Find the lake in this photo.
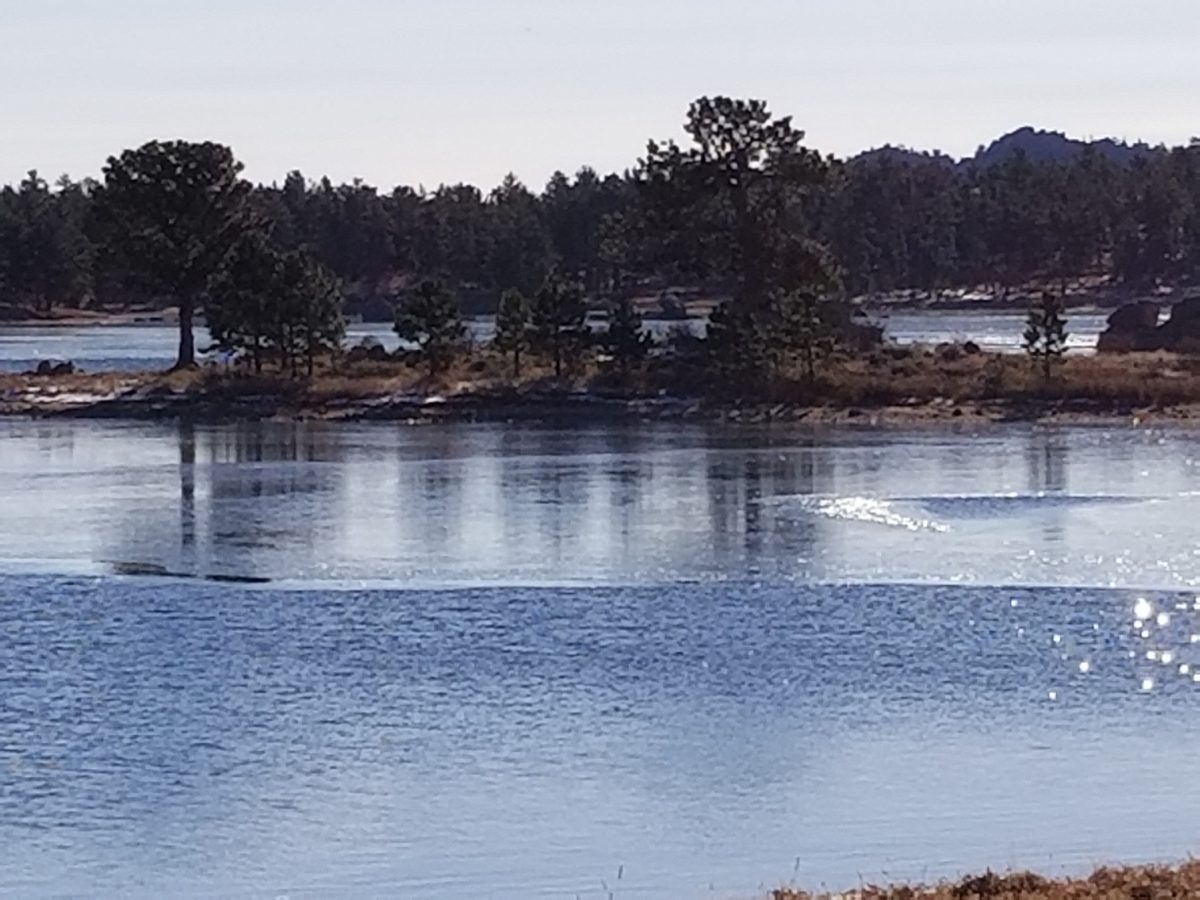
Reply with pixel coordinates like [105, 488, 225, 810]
[0, 310, 1109, 374]
[1, 419, 1198, 897]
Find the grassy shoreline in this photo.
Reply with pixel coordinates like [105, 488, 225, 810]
[3, 348, 1200, 426]
[774, 859, 1200, 898]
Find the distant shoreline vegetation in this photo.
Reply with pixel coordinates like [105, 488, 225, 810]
[2, 97, 1200, 398]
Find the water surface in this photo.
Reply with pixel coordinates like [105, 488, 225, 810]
[0, 310, 1104, 373]
[0, 420, 1198, 897]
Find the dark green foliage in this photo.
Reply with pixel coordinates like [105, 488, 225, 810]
[208, 235, 345, 376]
[488, 175, 553, 296]
[96, 141, 255, 368]
[775, 291, 838, 382]
[207, 232, 279, 372]
[641, 97, 842, 385]
[12, 101, 1200, 394]
[604, 297, 652, 376]
[640, 96, 833, 308]
[0, 172, 93, 312]
[283, 251, 345, 376]
[493, 288, 531, 379]
[706, 292, 840, 391]
[530, 274, 589, 379]
[1024, 291, 1069, 384]
[705, 302, 770, 391]
[394, 278, 465, 374]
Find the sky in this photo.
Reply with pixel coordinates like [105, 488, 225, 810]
[3, 0, 1199, 191]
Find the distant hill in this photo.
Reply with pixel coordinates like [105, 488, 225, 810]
[971, 127, 1158, 167]
[852, 127, 1160, 169]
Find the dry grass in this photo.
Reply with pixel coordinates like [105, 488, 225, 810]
[773, 859, 1200, 899]
[8, 346, 1200, 422]
[783, 349, 1200, 411]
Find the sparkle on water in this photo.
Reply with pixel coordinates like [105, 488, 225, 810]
[0, 420, 1198, 897]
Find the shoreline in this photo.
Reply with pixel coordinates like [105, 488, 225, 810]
[0, 370, 1194, 427]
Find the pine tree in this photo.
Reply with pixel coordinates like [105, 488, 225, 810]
[1024, 290, 1069, 385]
[394, 278, 465, 374]
[208, 238, 344, 376]
[529, 274, 589, 379]
[493, 288, 531, 379]
[284, 251, 345, 376]
[776, 291, 837, 383]
[207, 232, 279, 372]
[605, 296, 652, 377]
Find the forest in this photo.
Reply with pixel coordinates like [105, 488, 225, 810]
[2, 97, 1200, 386]
[5, 105, 1200, 321]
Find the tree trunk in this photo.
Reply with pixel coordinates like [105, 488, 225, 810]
[554, 341, 563, 379]
[513, 347, 521, 380]
[174, 295, 197, 369]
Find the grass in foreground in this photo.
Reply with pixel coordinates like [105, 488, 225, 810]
[773, 860, 1200, 899]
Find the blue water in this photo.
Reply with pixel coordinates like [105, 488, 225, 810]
[0, 311, 1107, 373]
[2, 421, 1200, 897]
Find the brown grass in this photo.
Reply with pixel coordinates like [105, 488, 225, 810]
[773, 859, 1200, 899]
[7, 346, 1200, 422]
[815, 350, 1200, 409]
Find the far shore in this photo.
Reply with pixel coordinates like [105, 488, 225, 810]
[0, 283, 1155, 332]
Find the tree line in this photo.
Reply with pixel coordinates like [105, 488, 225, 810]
[2, 98, 1199, 374]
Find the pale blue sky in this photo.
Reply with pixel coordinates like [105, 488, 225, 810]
[3, 0, 1199, 190]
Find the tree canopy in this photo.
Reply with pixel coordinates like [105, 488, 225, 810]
[7, 101, 1200, 369]
[95, 140, 255, 367]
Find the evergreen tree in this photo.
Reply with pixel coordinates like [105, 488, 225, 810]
[394, 278, 465, 374]
[487, 175, 552, 294]
[1024, 291, 1069, 385]
[209, 237, 344, 376]
[604, 296, 652, 377]
[530, 274, 589, 379]
[284, 251, 345, 376]
[96, 141, 255, 368]
[207, 231, 280, 372]
[493, 288, 531, 379]
[0, 172, 93, 312]
[776, 291, 837, 383]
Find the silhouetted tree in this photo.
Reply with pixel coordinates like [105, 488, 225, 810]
[394, 278, 465, 374]
[208, 237, 344, 376]
[96, 141, 254, 367]
[207, 231, 280, 372]
[1024, 291, 1069, 384]
[604, 296, 652, 377]
[493, 287, 531, 379]
[530, 274, 589, 378]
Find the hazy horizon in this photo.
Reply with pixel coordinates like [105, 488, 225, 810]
[4, 0, 1199, 190]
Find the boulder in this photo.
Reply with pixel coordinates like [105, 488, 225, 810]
[1106, 300, 1160, 332]
[31, 359, 76, 377]
[1167, 296, 1200, 324]
[345, 337, 390, 363]
[1097, 300, 1162, 353]
[1155, 298, 1200, 352]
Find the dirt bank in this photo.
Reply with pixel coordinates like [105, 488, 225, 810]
[774, 858, 1200, 898]
[0, 362, 1196, 427]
